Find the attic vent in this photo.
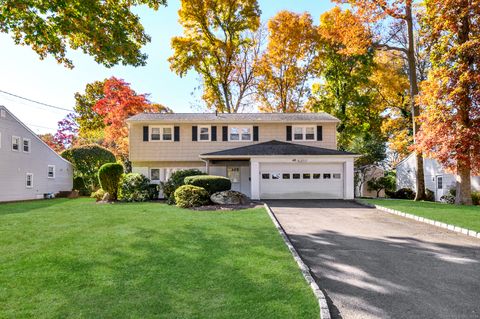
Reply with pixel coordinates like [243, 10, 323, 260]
[0, 109, 5, 118]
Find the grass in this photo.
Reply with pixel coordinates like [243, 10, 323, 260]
[361, 198, 480, 232]
[0, 198, 318, 319]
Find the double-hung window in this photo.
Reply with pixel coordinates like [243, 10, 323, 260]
[26, 173, 33, 188]
[293, 126, 315, 141]
[47, 165, 55, 178]
[229, 126, 252, 142]
[150, 168, 160, 181]
[12, 136, 20, 151]
[150, 126, 173, 141]
[23, 138, 31, 153]
[199, 126, 210, 141]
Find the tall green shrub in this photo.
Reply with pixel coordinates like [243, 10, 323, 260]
[118, 173, 151, 202]
[98, 163, 124, 200]
[61, 144, 116, 191]
[184, 175, 231, 194]
[162, 169, 206, 204]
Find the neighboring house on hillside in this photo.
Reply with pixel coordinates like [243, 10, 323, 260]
[355, 165, 385, 198]
[126, 113, 358, 200]
[396, 152, 480, 201]
[0, 105, 73, 202]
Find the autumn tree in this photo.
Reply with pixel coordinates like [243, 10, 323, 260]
[52, 113, 79, 150]
[74, 80, 107, 144]
[169, 0, 261, 113]
[416, 0, 480, 205]
[255, 11, 318, 113]
[93, 77, 171, 160]
[0, 0, 166, 68]
[335, 0, 427, 200]
[39, 133, 65, 153]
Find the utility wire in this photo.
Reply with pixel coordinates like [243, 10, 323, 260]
[0, 89, 72, 112]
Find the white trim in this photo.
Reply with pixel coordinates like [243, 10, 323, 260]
[0, 109, 5, 118]
[150, 125, 174, 142]
[292, 125, 316, 141]
[47, 165, 56, 179]
[198, 125, 211, 142]
[0, 131, 2, 149]
[26, 173, 33, 188]
[22, 138, 31, 153]
[150, 168, 161, 182]
[228, 125, 253, 142]
[11, 135, 20, 152]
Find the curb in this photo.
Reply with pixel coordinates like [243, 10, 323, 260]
[264, 203, 331, 319]
[355, 200, 480, 240]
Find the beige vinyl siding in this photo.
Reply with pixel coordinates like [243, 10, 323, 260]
[129, 122, 337, 162]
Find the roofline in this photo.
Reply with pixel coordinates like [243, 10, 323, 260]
[394, 152, 415, 168]
[199, 154, 361, 159]
[126, 119, 340, 124]
[0, 105, 72, 165]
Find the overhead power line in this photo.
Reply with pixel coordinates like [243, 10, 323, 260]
[0, 89, 73, 112]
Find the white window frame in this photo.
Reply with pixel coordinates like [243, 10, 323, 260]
[150, 125, 174, 142]
[228, 125, 253, 142]
[0, 131, 2, 149]
[47, 165, 56, 179]
[150, 168, 161, 181]
[198, 125, 211, 142]
[0, 109, 5, 118]
[12, 136, 20, 152]
[292, 125, 316, 141]
[23, 138, 31, 153]
[26, 173, 33, 188]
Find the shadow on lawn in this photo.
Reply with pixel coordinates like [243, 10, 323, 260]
[46, 222, 318, 318]
[288, 230, 480, 319]
[0, 198, 71, 216]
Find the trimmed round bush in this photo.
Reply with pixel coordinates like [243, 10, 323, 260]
[98, 163, 124, 200]
[118, 173, 151, 202]
[184, 175, 231, 195]
[174, 185, 210, 208]
[162, 169, 206, 204]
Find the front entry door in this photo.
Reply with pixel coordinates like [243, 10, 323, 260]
[227, 167, 241, 192]
[435, 175, 444, 201]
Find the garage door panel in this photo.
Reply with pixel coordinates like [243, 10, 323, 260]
[260, 163, 344, 199]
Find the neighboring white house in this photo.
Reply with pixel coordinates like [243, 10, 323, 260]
[0, 105, 73, 202]
[396, 152, 480, 201]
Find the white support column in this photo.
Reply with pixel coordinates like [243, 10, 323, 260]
[250, 160, 260, 200]
[344, 158, 355, 199]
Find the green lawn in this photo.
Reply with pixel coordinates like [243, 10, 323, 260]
[0, 198, 318, 319]
[361, 199, 480, 232]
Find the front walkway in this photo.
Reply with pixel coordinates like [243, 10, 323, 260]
[267, 200, 480, 319]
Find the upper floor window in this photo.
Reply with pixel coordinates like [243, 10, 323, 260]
[0, 109, 5, 118]
[199, 125, 210, 141]
[26, 173, 33, 188]
[23, 138, 31, 153]
[229, 126, 252, 141]
[293, 126, 315, 141]
[12, 136, 20, 151]
[150, 126, 173, 141]
[48, 165, 55, 178]
[0, 132, 2, 149]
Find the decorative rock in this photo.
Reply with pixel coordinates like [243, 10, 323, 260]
[210, 190, 250, 205]
[101, 192, 112, 202]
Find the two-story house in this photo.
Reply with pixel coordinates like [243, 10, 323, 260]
[0, 105, 73, 202]
[126, 113, 358, 200]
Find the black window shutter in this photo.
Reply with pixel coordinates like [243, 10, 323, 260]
[192, 126, 198, 141]
[174, 126, 180, 142]
[211, 126, 217, 141]
[143, 126, 149, 142]
[317, 125, 323, 141]
[253, 126, 259, 141]
[222, 126, 228, 141]
[286, 126, 292, 141]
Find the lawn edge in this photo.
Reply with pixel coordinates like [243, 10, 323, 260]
[355, 200, 480, 240]
[263, 203, 331, 319]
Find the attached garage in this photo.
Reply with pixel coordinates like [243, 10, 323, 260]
[259, 162, 345, 199]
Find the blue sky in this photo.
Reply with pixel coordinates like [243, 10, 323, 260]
[0, 0, 334, 134]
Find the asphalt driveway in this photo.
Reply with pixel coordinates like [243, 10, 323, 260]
[267, 200, 480, 319]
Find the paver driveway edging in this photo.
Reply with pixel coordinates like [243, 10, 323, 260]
[356, 200, 480, 239]
[263, 203, 331, 319]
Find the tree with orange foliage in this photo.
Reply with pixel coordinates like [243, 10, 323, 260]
[93, 77, 171, 160]
[416, 0, 480, 205]
[334, 0, 427, 200]
[255, 11, 318, 113]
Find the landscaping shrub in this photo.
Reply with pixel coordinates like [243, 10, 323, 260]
[73, 176, 90, 196]
[174, 185, 210, 208]
[62, 144, 116, 192]
[472, 191, 480, 205]
[162, 169, 206, 204]
[441, 188, 456, 204]
[118, 173, 151, 202]
[393, 188, 416, 200]
[425, 189, 435, 202]
[98, 163, 124, 200]
[184, 175, 231, 194]
[91, 189, 106, 202]
[148, 184, 160, 200]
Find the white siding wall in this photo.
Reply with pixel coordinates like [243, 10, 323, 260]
[0, 106, 73, 202]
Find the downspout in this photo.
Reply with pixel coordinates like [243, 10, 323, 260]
[201, 159, 209, 174]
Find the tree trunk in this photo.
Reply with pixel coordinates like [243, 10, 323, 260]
[456, 167, 472, 205]
[406, 3, 426, 200]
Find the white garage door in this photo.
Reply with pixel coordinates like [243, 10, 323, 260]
[260, 162, 344, 199]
